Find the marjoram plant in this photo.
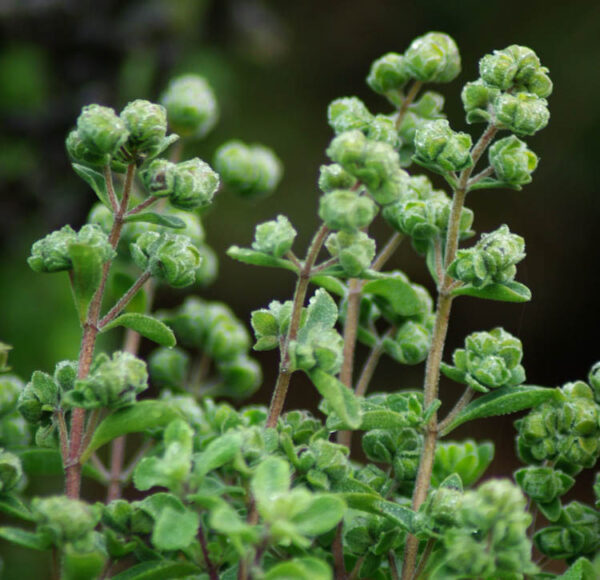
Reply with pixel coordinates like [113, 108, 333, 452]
[0, 32, 598, 580]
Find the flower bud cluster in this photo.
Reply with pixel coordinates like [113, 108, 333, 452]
[435, 480, 536, 579]
[160, 74, 218, 138]
[447, 224, 525, 288]
[325, 230, 376, 277]
[382, 175, 474, 251]
[413, 119, 472, 174]
[214, 140, 282, 199]
[28, 224, 114, 274]
[516, 379, 600, 475]
[63, 351, 148, 410]
[441, 327, 525, 393]
[325, 129, 409, 206]
[462, 45, 550, 135]
[534, 501, 600, 559]
[0, 374, 29, 448]
[488, 135, 538, 187]
[68, 99, 175, 170]
[0, 449, 23, 492]
[252, 215, 297, 258]
[515, 466, 575, 518]
[159, 297, 260, 397]
[432, 439, 494, 488]
[130, 231, 202, 288]
[140, 157, 220, 210]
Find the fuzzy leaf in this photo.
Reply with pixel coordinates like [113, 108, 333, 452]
[362, 278, 423, 317]
[308, 369, 361, 430]
[310, 275, 347, 297]
[0, 494, 35, 522]
[72, 164, 111, 207]
[451, 281, 532, 303]
[537, 498, 562, 523]
[251, 457, 290, 507]
[291, 495, 345, 536]
[112, 561, 201, 580]
[227, 246, 298, 272]
[124, 212, 186, 229]
[264, 558, 331, 580]
[467, 177, 521, 192]
[17, 448, 104, 482]
[152, 507, 199, 551]
[81, 401, 182, 462]
[327, 408, 408, 431]
[556, 558, 596, 580]
[0, 527, 51, 551]
[193, 433, 243, 479]
[69, 242, 104, 325]
[299, 289, 338, 338]
[102, 313, 176, 347]
[340, 493, 414, 531]
[441, 385, 559, 435]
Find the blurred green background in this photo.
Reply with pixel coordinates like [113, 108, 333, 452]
[0, 0, 599, 575]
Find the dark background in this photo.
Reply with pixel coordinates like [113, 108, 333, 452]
[0, 0, 599, 575]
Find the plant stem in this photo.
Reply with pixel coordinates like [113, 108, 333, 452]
[106, 435, 126, 503]
[103, 165, 118, 212]
[389, 550, 400, 580]
[413, 538, 435, 580]
[65, 163, 136, 499]
[467, 165, 495, 188]
[332, 521, 347, 580]
[126, 195, 160, 216]
[395, 81, 423, 130]
[265, 223, 329, 428]
[401, 125, 497, 580]
[354, 338, 385, 398]
[438, 387, 474, 435]
[198, 524, 219, 580]
[372, 232, 404, 272]
[98, 270, 151, 329]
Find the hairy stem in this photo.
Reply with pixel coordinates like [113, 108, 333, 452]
[103, 164, 118, 212]
[66, 163, 136, 499]
[438, 387, 475, 435]
[98, 270, 151, 329]
[332, 521, 347, 580]
[413, 538, 435, 580]
[198, 524, 219, 580]
[126, 194, 160, 216]
[265, 223, 329, 428]
[395, 81, 423, 130]
[106, 436, 126, 503]
[401, 125, 498, 580]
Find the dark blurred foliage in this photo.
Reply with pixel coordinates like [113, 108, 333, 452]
[0, 0, 599, 574]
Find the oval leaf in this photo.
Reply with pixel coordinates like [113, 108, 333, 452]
[291, 495, 345, 535]
[102, 313, 176, 347]
[0, 494, 35, 522]
[0, 527, 52, 551]
[441, 385, 560, 436]
[69, 242, 104, 325]
[363, 277, 423, 317]
[124, 212, 186, 229]
[340, 493, 413, 531]
[112, 561, 201, 580]
[556, 557, 596, 580]
[451, 281, 531, 303]
[227, 246, 298, 272]
[72, 164, 111, 207]
[81, 401, 182, 462]
[308, 369, 361, 430]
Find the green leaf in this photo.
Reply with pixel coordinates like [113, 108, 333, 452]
[227, 246, 298, 272]
[467, 177, 521, 193]
[556, 558, 596, 580]
[291, 495, 345, 536]
[153, 134, 180, 158]
[0, 527, 51, 551]
[340, 493, 414, 532]
[69, 242, 104, 325]
[112, 561, 201, 580]
[81, 400, 182, 462]
[440, 385, 560, 436]
[310, 275, 347, 297]
[363, 278, 423, 317]
[63, 540, 106, 580]
[264, 558, 332, 580]
[193, 433, 243, 479]
[537, 498, 562, 523]
[102, 313, 176, 347]
[451, 281, 532, 303]
[308, 369, 361, 430]
[298, 288, 338, 340]
[0, 494, 35, 522]
[377, 499, 415, 531]
[152, 507, 199, 551]
[327, 408, 408, 431]
[124, 212, 186, 229]
[72, 164, 111, 207]
[251, 457, 290, 507]
[17, 448, 104, 483]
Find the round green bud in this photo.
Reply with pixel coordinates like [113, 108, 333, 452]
[367, 114, 400, 148]
[171, 158, 220, 210]
[217, 355, 261, 398]
[505, 45, 542, 83]
[461, 80, 500, 124]
[327, 97, 372, 134]
[87, 203, 113, 233]
[479, 51, 519, 90]
[214, 140, 282, 198]
[0, 449, 23, 492]
[131, 231, 202, 288]
[252, 215, 297, 258]
[160, 74, 218, 138]
[414, 119, 472, 172]
[33, 496, 100, 544]
[367, 52, 410, 94]
[318, 163, 357, 193]
[65, 351, 148, 410]
[525, 68, 553, 99]
[160, 297, 210, 348]
[326, 129, 368, 167]
[588, 361, 600, 401]
[514, 466, 575, 505]
[325, 230, 376, 276]
[148, 347, 189, 388]
[76, 104, 129, 156]
[385, 320, 432, 365]
[28, 225, 76, 273]
[17, 371, 59, 424]
[120, 99, 167, 154]
[66, 129, 109, 167]
[489, 135, 538, 186]
[140, 158, 177, 197]
[0, 375, 22, 417]
[205, 306, 251, 361]
[195, 244, 218, 287]
[410, 91, 445, 118]
[404, 32, 461, 83]
[0, 412, 30, 448]
[318, 189, 378, 232]
[494, 92, 550, 136]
